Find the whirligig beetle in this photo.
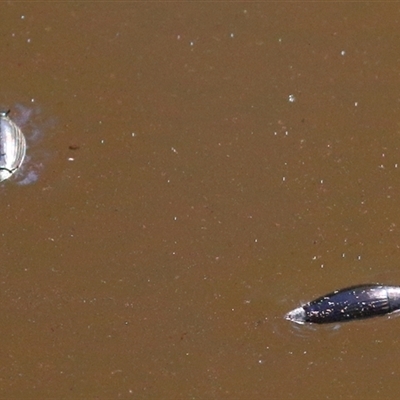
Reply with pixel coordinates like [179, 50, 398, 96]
[0, 110, 26, 182]
[285, 284, 400, 324]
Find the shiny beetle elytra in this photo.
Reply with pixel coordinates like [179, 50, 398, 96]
[285, 284, 400, 324]
[0, 110, 26, 182]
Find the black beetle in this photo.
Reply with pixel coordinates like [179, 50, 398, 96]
[285, 284, 400, 324]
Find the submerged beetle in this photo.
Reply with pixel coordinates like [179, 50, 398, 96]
[0, 110, 26, 182]
[285, 284, 400, 324]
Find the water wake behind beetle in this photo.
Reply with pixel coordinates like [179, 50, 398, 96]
[285, 284, 400, 324]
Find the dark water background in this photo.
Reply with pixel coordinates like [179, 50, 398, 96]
[1, 3, 400, 399]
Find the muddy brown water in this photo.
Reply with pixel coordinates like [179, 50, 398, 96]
[1, 3, 400, 399]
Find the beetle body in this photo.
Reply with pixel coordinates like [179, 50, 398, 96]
[285, 284, 400, 324]
[0, 110, 26, 182]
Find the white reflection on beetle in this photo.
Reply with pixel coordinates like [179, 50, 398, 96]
[0, 103, 53, 185]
